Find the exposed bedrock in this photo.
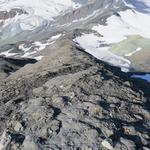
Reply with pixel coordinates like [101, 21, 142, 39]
[0, 56, 37, 79]
[0, 8, 27, 20]
[0, 40, 149, 150]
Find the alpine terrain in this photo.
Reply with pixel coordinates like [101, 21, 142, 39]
[0, 0, 150, 150]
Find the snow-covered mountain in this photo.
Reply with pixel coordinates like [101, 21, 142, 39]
[0, 0, 150, 74]
[0, 0, 82, 43]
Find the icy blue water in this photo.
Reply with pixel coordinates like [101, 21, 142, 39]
[132, 74, 150, 83]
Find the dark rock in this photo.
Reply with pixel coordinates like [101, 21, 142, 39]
[0, 56, 37, 77]
[0, 9, 27, 20]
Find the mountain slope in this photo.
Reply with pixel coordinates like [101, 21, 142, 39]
[0, 1, 150, 150]
[0, 0, 150, 72]
[0, 39, 150, 150]
[0, 0, 125, 44]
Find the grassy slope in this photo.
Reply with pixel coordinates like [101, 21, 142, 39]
[108, 35, 150, 56]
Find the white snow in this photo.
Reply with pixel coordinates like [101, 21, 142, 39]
[0, 33, 59, 60]
[132, 74, 150, 82]
[19, 33, 61, 57]
[0, 0, 81, 39]
[0, 49, 17, 57]
[2, 33, 61, 60]
[33, 41, 50, 51]
[21, 51, 37, 58]
[34, 56, 44, 60]
[19, 15, 47, 31]
[20, 41, 52, 59]
[92, 0, 150, 45]
[93, 9, 150, 44]
[74, 33, 131, 72]
[19, 44, 32, 52]
[50, 34, 62, 40]
[19, 41, 49, 53]
[0, 0, 81, 21]
[86, 0, 150, 71]
[125, 47, 142, 57]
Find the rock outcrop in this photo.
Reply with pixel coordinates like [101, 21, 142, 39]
[0, 38, 149, 150]
[0, 56, 37, 79]
[0, 9, 27, 20]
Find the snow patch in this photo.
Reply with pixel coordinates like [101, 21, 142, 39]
[0, 33, 60, 60]
[74, 33, 131, 72]
[0, 49, 17, 57]
[90, 3, 150, 71]
[125, 47, 142, 57]
[20, 41, 52, 59]
[33, 56, 44, 61]
[50, 34, 62, 40]
[93, 9, 150, 44]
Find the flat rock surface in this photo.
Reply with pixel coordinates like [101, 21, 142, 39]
[0, 39, 149, 150]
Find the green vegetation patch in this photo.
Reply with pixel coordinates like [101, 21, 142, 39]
[108, 35, 150, 56]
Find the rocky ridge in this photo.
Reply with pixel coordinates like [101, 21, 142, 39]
[0, 37, 149, 150]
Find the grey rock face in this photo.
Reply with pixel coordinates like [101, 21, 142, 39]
[0, 131, 11, 150]
[0, 8, 27, 20]
[0, 41, 149, 149]
[56, 0, 126, 25]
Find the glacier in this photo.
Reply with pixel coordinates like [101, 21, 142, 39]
[0, 0, 82, 43]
